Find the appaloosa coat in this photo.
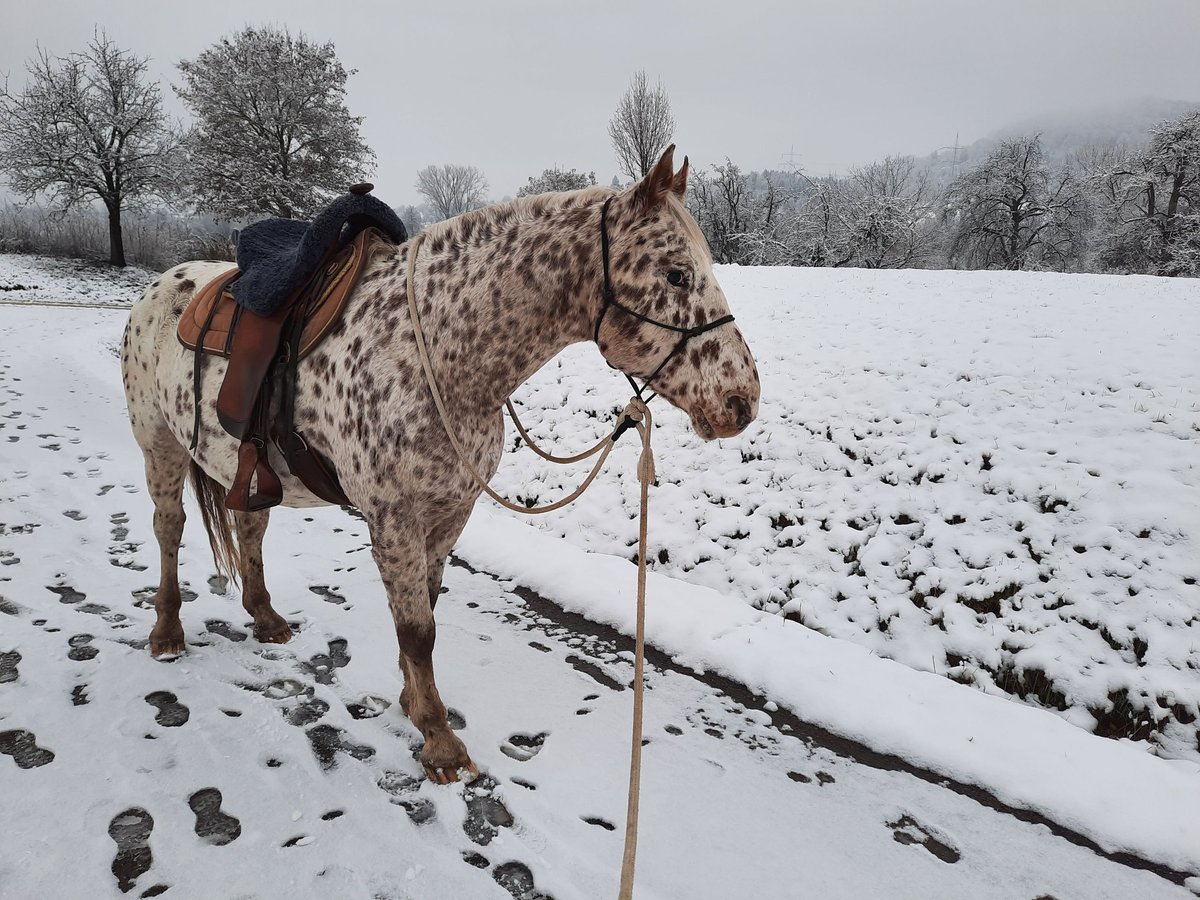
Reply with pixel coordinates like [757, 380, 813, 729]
[120, 147, 760, 782]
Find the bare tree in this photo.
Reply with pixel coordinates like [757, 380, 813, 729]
[176, 26, 375, 220]
[0, 32, 184, 266]
[1087, 111, 1200, 275]
[393, 204, 426, 237]
[838, 156, 938, 269]
[945, 136, 1088, 271]
[608, 71, 675, 181]
[516, 167, 596, 197]
[688, 159, 754, 263]
[415, 164, 488, 220]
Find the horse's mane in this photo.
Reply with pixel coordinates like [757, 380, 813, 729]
[417, 184, 712, 262]
[418, 186, 614, 246]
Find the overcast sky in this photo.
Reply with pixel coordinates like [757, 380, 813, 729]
[3, 0, 1199, 206]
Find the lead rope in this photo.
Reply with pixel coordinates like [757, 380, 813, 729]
[405, 233, 651, 898]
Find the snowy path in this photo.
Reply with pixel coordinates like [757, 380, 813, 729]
[0, 303, 1195, 899]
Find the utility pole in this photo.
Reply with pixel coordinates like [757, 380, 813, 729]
[938, 133, 965, 177]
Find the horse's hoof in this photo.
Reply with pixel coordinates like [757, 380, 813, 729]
[421, 732, 477, 784]
[149, 639, 185, 659]
[423, 761, 480, 785]
[253, 624, 293, 645]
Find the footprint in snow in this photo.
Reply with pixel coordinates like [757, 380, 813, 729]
[48, 584, 86, 605]
[108, 807, 154, 893]
[68, 634, 99, 661]
[308, 584, 346, 605]
[462, 774, 514, 847]
[0, 649, 20, 683]
[306, 724, 374, 770]
[493, 861, 552, 900]
[886, 814, 961, 864]
[188, 788, 242, 846]
[0, 729, 55, 768]
[300, 638, 350, 685]
[500, 731, 547, 762]
[565, 654, 625, 692]
[204, 619, 247, 643]
[378, 771, 437, 825]
[144, 691, 190, 727]
[284, 696, 330, 728]
[345, 695, 391, 720]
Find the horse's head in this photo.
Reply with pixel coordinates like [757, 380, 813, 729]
[595, 146, 760, 440]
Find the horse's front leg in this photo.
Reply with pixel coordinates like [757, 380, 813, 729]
[372, 531, 476, 784]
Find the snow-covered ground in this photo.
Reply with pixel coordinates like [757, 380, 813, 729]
[1, 254, 1198, 898]
[498, 265, 1200, 762]
[0, 253, 153, 307]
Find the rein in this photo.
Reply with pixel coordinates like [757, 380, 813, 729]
[404, 199, 683, 897]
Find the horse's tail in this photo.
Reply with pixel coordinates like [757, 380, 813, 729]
[188, 461, 241, 583]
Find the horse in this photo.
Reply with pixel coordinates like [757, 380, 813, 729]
[120, 146, 761, 783]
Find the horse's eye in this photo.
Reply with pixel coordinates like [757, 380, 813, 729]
[666, 270, 686, 287]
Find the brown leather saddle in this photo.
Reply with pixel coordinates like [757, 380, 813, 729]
[177, 226, 389, 511]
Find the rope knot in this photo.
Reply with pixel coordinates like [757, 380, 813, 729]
[627, 398, 656, 486]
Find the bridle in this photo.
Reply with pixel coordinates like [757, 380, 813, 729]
[593, 196, 736, 403]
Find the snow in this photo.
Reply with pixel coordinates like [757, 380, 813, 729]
[457, 506, 1200, 875]
[1, 254, 1198, 898]
[0, 253, 153, 306]
[492, 265, 1200, 762]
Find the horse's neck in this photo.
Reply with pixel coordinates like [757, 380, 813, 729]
[414, 195, 604, 416]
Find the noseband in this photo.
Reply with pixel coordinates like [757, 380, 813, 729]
[594, 196, 735, 402]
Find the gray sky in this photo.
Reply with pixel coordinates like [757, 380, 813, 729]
[3, 0, 1199, 206]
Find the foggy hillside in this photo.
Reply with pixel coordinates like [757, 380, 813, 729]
[920, 96, 1198, 183]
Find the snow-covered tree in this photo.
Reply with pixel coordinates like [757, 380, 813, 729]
[836, 156, 939, 269]
[945, 136, 1089, 271]
[176, 26, 374, 220]
[0, 32, 184, 266]
[516, 167, 597, 197]
[608, 71, 675, 181]
[393, 204, 426, 237]
[414, 165, 488, 220]
[1088, 110, 1200, 276]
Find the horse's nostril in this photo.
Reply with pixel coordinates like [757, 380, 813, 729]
[728, 394, 753, 430]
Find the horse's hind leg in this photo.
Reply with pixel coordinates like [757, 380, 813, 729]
[139, 431, 190, 658]
[232, 510, 293, 644]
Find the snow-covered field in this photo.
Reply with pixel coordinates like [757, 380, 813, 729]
[0, 253, 153, 307]
[1, 253, 1198, 898]
[500, 265, 1200, 762]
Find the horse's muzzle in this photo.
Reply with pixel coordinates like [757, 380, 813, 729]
[692, 391, 757, 441]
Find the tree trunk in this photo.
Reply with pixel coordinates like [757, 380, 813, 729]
[107, 203, 127, 268]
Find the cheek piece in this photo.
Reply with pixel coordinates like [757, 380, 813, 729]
[594, 197, 736, 413]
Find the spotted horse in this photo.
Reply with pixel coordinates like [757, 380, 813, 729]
[120, 146, 761, 783]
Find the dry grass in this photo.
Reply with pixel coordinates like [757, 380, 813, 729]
[0, 205, 234, 270]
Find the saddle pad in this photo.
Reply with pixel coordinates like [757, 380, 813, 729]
[177, 227, 387, 360]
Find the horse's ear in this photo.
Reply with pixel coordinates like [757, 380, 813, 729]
[671, 156, 689, 197]
[632, 144, 678, 211]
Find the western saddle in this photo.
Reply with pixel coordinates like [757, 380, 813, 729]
[177, 224, 391, 512]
